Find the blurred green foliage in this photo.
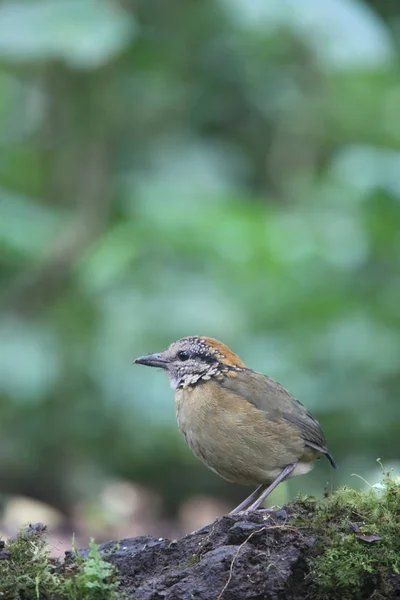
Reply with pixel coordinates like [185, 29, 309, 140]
[0, 0, 400, 517]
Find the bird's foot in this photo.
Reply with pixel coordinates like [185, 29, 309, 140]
[231, 505, 277, 516]
[232, 506, 286, 521]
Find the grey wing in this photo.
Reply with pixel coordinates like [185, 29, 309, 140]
[282, 406, 337, 467]
[222, 370, 337, 468]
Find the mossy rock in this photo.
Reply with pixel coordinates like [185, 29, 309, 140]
[295, 470, 400, 599]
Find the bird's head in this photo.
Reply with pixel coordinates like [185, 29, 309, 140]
[134, 336, 246, 389]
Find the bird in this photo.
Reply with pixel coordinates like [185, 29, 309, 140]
[134, 336, 336, 514]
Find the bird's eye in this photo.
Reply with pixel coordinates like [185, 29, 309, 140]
[177, 350, 190, 361]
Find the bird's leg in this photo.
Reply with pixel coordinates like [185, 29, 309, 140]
[229, 484, 266, 515]
[244, 462, 297, 512]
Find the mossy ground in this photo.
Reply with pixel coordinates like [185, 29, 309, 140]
[0, 524, 120, 599]
[294, 467, 400, 600]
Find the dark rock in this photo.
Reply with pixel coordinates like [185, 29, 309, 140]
[270, 508, 288, 521]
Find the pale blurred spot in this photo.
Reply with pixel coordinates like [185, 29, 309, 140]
[46, 533, 75, 558]
[73, 480, 162, 542]
[179, 496, 232, 532]
[2, 496, 64, 533]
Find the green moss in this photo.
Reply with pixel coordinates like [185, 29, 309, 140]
[0, 525, 120, 599]
[179, 553, 200, 570]
[294, 468, 400, 600]
[64, 538, 120, 599]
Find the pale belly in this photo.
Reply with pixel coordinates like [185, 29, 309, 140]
[175, 391, 314, 486]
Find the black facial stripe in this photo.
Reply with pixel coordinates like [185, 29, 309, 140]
[191, 352, 218, 364]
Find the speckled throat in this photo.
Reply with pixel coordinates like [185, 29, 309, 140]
[176, 363, 232, 389]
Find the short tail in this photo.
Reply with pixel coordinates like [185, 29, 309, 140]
[305, 441, 337, 469]
[325, 450, 337, 469]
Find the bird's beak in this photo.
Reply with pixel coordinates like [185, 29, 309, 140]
[133, 353, 168, 369]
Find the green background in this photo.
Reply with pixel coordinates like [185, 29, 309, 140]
[0, 0, 399, 539]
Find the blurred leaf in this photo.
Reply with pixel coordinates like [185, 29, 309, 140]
[0, 317, 60, 402]
[0, 189, 64, 258]
[331, 145, 400, 198]
[223, 0, 394, 68]
[0, 0, 136, 68]
[75, 224, 138, 293]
